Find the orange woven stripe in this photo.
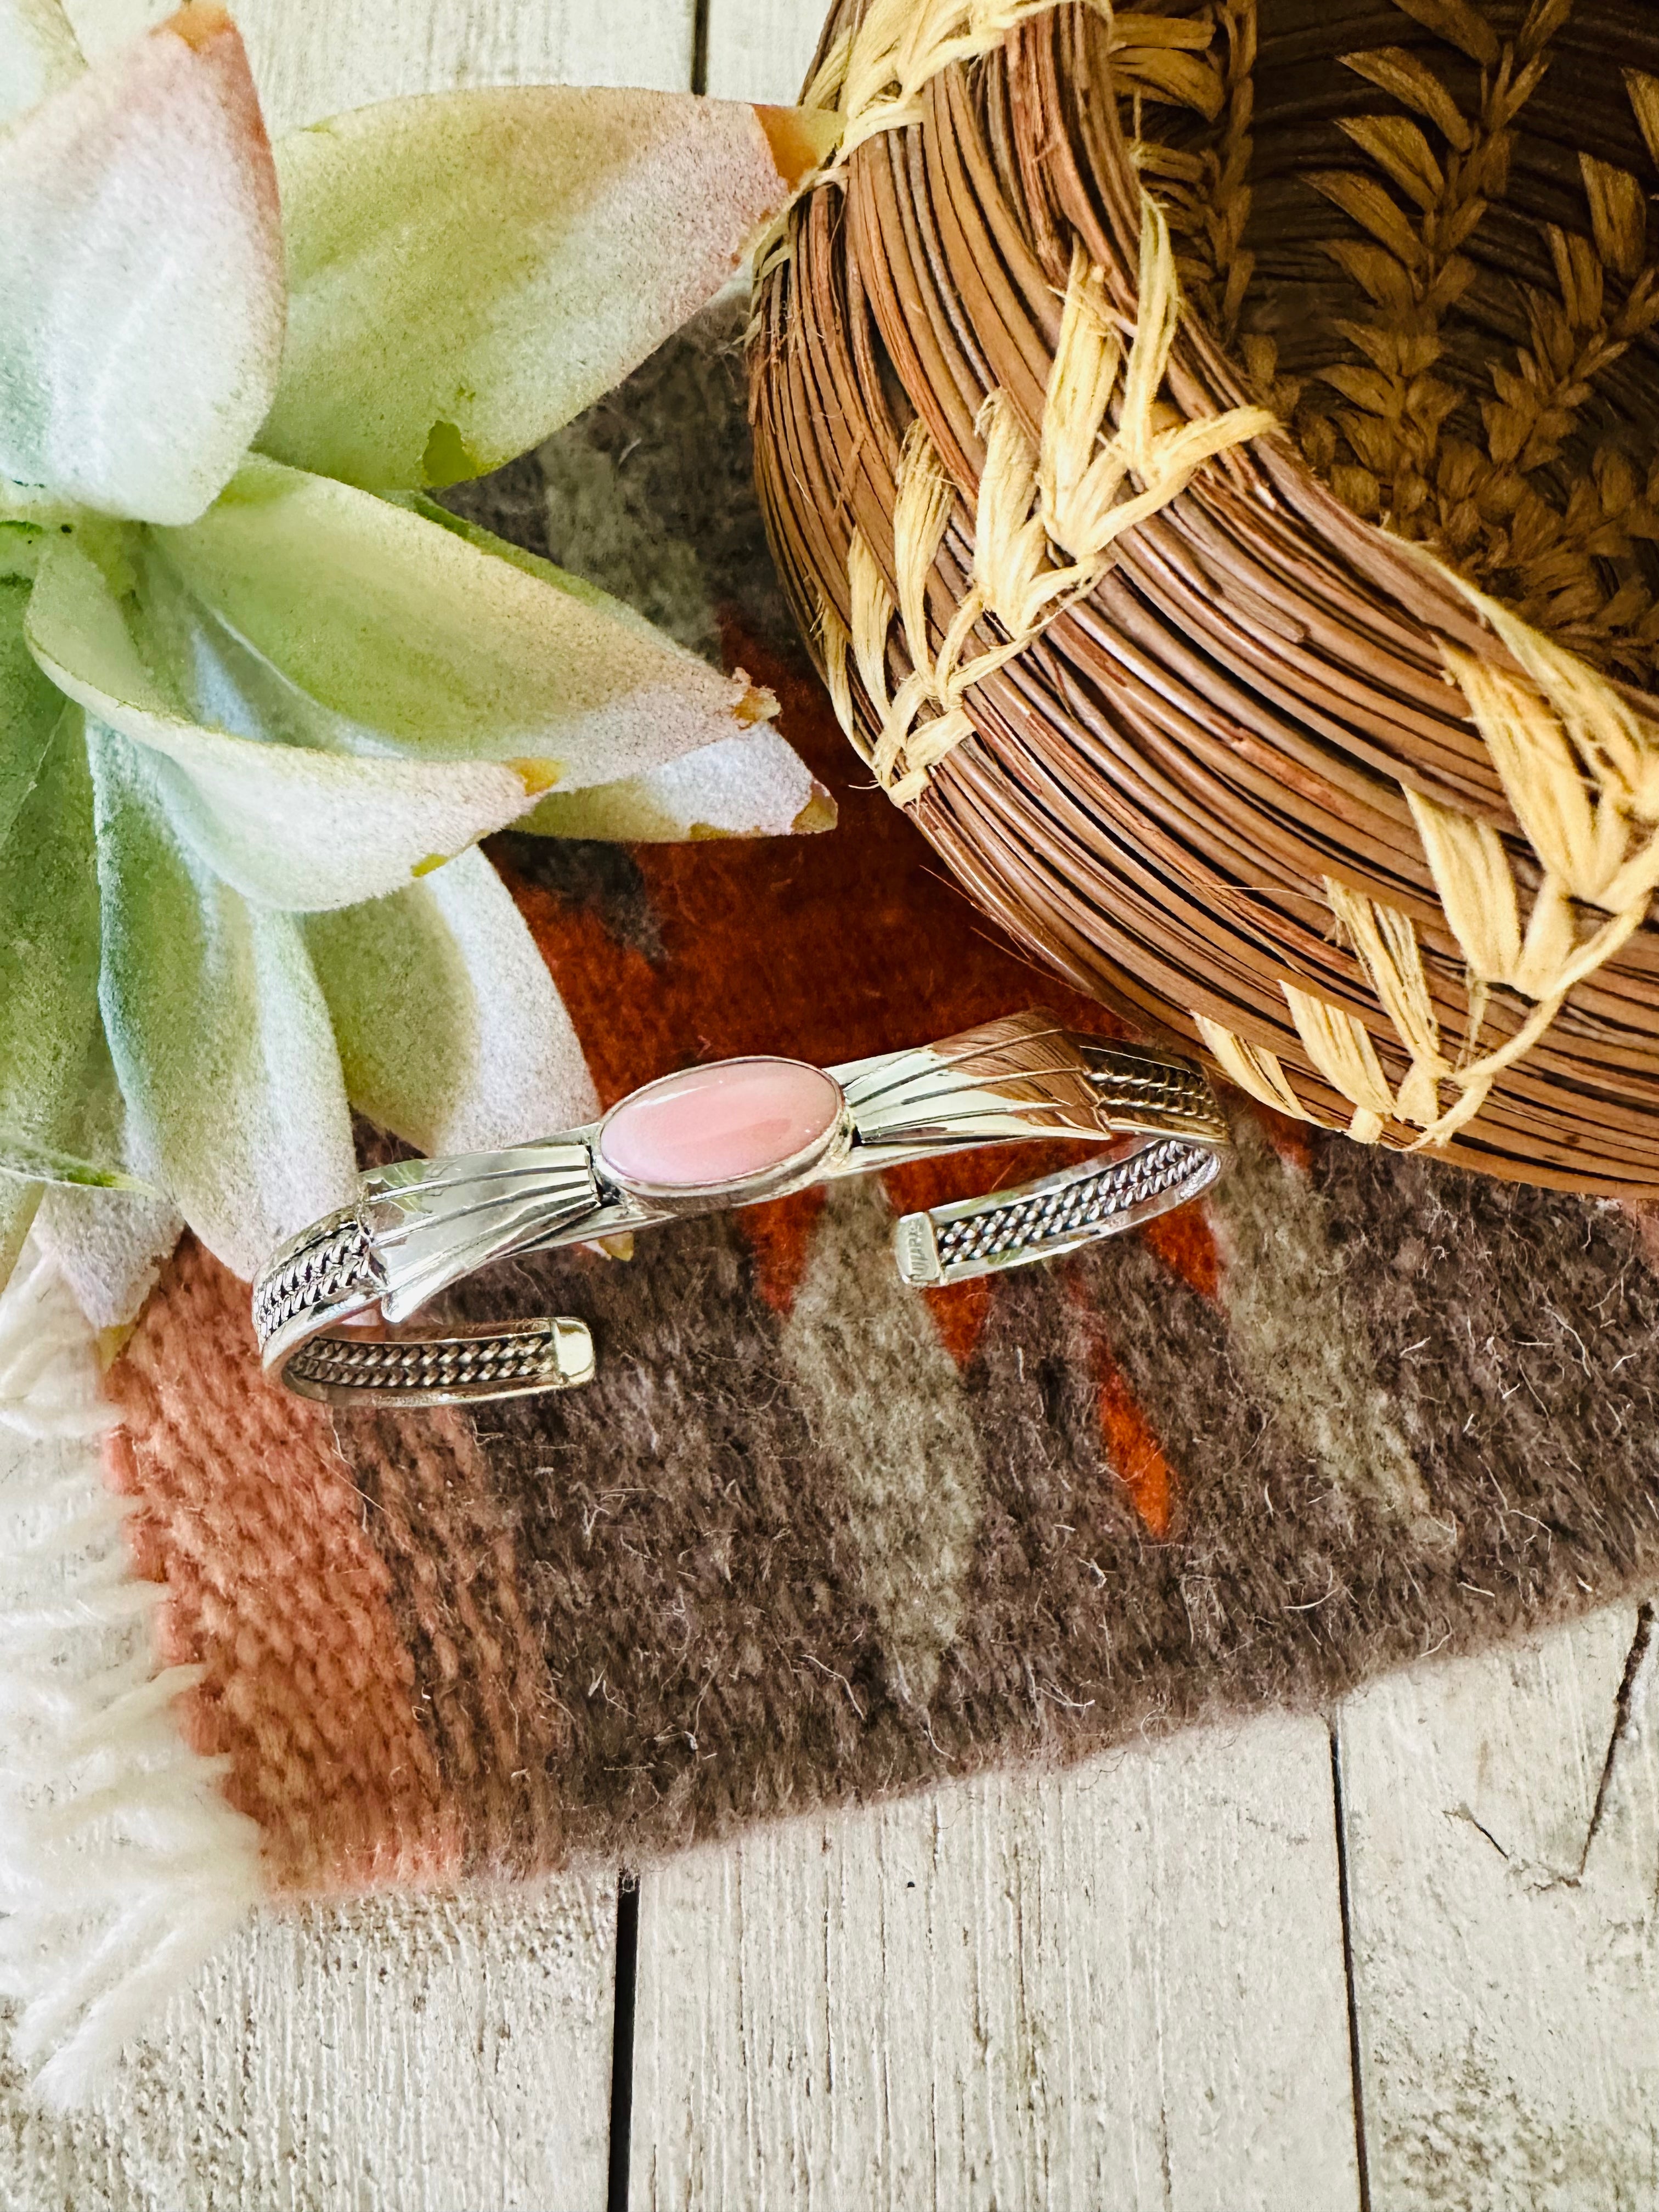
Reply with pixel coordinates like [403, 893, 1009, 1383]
[1090, 1342, 1177, 1542]
[741, 1185, 829, 1318]
[1064, 1265, 1178, 1540]
[1137, 1206, 1222, 1302]
[106, 1239, 462, 1892]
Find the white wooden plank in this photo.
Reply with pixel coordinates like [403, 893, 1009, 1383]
[1338, 1599, 1659, 2211]
[704, 0, 825, 103]
[56, 0, 167, 54]
[1, 1877, 619, 2211]
[65, 0, 696, 128]
[9, 7, 665, 2202]
[631, 1712, 1362, 2211]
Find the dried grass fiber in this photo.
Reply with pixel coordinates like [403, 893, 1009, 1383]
[750, 0, 1659, 1194]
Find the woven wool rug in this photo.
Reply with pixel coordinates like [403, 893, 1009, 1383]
[99, 302, 1659, 1897]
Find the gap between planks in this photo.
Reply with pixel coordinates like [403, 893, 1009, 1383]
[629, 1709, 1363, 2211]
[32, 12, 1659, 2209]
[628, 1598, 1659, 2211]
[1339, 1597, 1659, 2212]
[65, 0, 700, 124]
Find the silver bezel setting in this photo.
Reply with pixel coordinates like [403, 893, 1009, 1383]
[592, 1057, 852, 1209]
[250, 1012, 1232, 1407]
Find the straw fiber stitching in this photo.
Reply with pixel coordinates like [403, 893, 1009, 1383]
[751, 0, 1659, 1193]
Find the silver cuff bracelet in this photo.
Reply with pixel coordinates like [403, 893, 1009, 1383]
[251, 1009, 1231, 1407]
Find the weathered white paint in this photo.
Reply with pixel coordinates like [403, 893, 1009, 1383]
[1338, 1601, 1659, 2211]
[1, 1879, 618, 2212]
[3, 9, 648, 2202]
[57, 0, 169, 55]
[630, 1712, 1362, 2211]
[65, 0, 696, 127]
[18, 9, 1659, 2210]
[704, 0, 825, 103]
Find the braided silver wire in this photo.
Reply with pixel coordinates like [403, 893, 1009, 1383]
[255, 1013, 1231, 1403]
[252, 1208, 379, 1351]
[933, 1139, 1210, 1270]
[1076, 1046, 1232, 1147]
[282, 1320, 591, 1406]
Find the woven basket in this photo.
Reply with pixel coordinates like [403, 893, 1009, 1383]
[749, 0, 1659, 1196]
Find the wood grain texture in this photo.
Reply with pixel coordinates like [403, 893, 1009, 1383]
[703, 0, 823, 102]
[630, 1713, 1362, 2211]
[1, 1879, 618, 2211]
[22, 10, 1659, 2210]
[1338, 1601, 1659, 2210]
[65, 0, 696, 127]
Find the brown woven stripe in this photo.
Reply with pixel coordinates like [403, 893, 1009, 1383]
[101, 297, 1659, 1897]
[335, 1406, 569, 1875]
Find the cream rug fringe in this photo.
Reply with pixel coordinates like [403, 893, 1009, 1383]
[0, 1235, 263, 2108]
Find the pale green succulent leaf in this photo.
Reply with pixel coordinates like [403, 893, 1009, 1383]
[392, 493, 681, 647]
[26, 537, 540, 910]
[88, 721, 357, 1282]
[0, 1134, 155, 1190]
[0, 0, 82, 127]
[0, 521, 43, 580]
[155, 455, 771, 788]
[31, 1023, 183, 1330]
[261, 86, 833, 491]
[0, 567, 66, 850]
[0, 9, 284, 523]
[127, 529, 375, 759]
[0, 706, 101, 1288]
[305, 847, 597, 1159]
[0, 1177, 37, 1286]
[515, 725, 836, 842]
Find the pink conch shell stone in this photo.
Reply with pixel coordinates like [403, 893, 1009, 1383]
[598, 1058, 843, 1190]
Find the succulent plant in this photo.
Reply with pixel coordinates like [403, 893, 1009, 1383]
[0, 0, 835, 1323]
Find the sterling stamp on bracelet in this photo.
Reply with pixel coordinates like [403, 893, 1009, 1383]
[252, 1011, 1231, 1406]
